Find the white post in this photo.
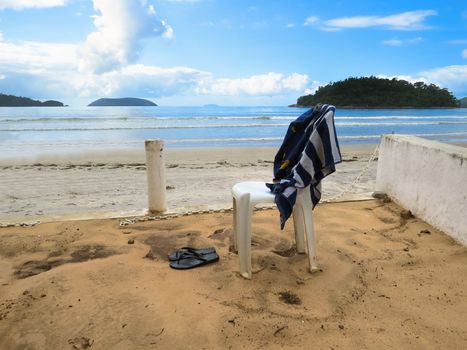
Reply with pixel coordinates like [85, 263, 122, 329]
[145, 139, 167, 213]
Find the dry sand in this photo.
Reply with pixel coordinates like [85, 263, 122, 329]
[0, 199, 466, 349]
[0, 144, 378, 224]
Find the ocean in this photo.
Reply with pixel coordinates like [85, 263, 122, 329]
[1, 106, 466, 160]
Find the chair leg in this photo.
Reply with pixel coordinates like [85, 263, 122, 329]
[296, 187, 318, 272]
[234, 194, 253, 279]
[292, 205, 306, 253]
[303, 210, 318, 272]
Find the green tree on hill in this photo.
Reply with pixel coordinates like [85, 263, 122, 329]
[0, 93, 64, 107]
[296, 77, 459, 108]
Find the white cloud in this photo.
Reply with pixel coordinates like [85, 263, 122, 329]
[379, 65, 467, 96]
[0, 40, 78, 74]
[382, 37, 422, 46]
[462, 49, 467, 59]
[0, 74, 5, 80]
[200, 20, 215, 27]
[163, 25, 174, 39]
[304, 16, 319, 26]
[0, 0, 65, 10]
[286, 23, 295, 28]
[418, 65, 467, 95]
[382, 39, 403, 46]
[76, 64, 209, 98]
[446, 39, 467, 45]
[324, 10, 436, 31]
[376, 74, 420, 85]
[0, 38, 83, 98]
[72, 66, 314, 100]
[303, 81, 322, 95]
[79, 0, 173, 74]
[0, 32, 315, 101]
[407, 37, 423, 44]
[196, 72, 309, 96]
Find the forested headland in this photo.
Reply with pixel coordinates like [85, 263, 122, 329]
[294, 77, 460, 108]
[0, 93, 65, 107]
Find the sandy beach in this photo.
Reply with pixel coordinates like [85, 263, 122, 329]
[0, 144, 379, 224]
[0, 198, 466, 349]
[1, 143, 467, 349]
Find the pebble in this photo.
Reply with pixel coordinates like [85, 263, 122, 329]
[400, 209, 413, 219]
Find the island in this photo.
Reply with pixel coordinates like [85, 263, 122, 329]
[293, 77, 459, 108]
[88, 97, 157, 107]
[0, 93, 65, 107]
[460, 97, 467, 108]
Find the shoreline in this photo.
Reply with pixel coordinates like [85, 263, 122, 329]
[0, 143, 379, 166]
[2, 141, 466, 167]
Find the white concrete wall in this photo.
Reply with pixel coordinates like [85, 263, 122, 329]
[376, 135, 467, 245]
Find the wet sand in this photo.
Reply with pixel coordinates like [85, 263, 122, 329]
[0, 144, 379, 224]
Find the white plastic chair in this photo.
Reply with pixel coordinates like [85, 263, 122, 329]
[232, 181, 318, 279]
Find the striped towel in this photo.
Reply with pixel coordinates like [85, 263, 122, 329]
[266, 104, 342, 228]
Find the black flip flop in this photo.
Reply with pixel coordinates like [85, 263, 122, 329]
[168, 247, 216, 261]
[169, 252, 219, 270]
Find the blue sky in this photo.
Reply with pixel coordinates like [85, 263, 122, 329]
[0, 0, 466, 106]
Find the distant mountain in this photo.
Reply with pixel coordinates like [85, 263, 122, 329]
[0, 93, 65, 107]
[294, 76, 460, 108]
[460, 97, 467, 108]
[88, 97, 157, 107]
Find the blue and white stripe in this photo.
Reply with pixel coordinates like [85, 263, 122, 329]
[267, 104, 342, 228]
